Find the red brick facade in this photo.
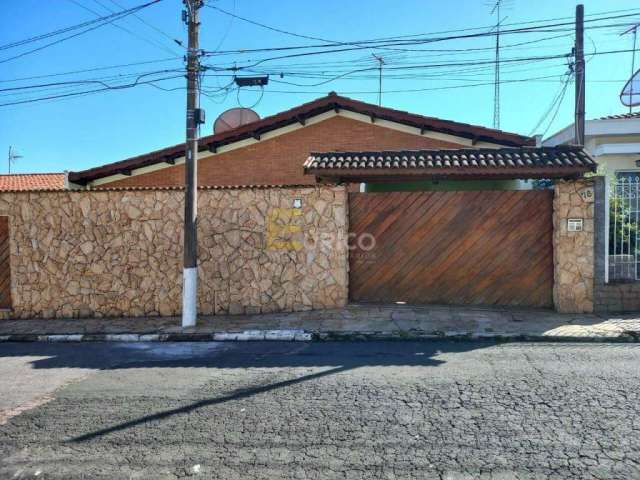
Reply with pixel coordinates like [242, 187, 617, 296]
[106, 116, 465, 188]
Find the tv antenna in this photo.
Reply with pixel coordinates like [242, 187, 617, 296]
[621, 23, 639, 113]
[7, 146, 22, 174]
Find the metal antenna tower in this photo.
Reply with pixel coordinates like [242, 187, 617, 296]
[491, 0, 501, 129]
[487, 0, 512, 129]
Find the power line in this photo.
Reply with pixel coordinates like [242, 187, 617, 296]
[0, 50, 628, 106]
[200, 22, 639, 73]
[201, 11, 640, 58]
[528, 72, 573, 135]
[102, 0, 185, 47]
[0, 68, 184, 93]
[3, 46, 561, 87]
[0, 0, 164, 51]
[207, 0, 236, 56]
[0, 0, 164, 64]
[3, 7, 638, 110]
[204, 2, 432, 57]
[252, 74, 571, 95]
[66, 0, 180, 56]
[0, 0, 154, 51]
[204, 3, 334, 43]
[259, 77, 628, 95]
[0, 72, 183, 107]
[0, 57, 182, 83]
[207, 48, 634, 82]
[541, 75, 572, 137]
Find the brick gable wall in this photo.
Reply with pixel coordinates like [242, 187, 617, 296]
[105, 115, 465, 188]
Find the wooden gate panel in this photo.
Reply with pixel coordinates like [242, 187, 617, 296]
[349, 190, 554, 308]
[0, 217, 11, 309]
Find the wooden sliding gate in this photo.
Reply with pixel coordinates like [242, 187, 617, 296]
[348, 190, 553, 308]
[0, 217, 11, 309]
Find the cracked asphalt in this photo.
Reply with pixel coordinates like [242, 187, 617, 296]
[0, 341, 639, 479]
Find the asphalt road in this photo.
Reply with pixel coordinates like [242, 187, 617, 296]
[0, 341, 639, 480]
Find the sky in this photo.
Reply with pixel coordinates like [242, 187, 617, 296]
[0, 0, 638, 174]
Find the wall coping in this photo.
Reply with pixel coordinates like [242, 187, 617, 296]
[0, 184, 341, 195]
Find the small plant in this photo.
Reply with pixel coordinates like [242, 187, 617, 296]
[609, 182, 640, 256]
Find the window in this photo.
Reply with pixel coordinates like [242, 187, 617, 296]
[616, 170, 640, 183]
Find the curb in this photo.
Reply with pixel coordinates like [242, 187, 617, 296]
[0, 329, 314, 343]
[0, 329, 638, 343]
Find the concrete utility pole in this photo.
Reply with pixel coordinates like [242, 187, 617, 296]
[574, 4, 585, 146]
[621, 24, 639, 114]
[182, 0, 202, 328]
[372, 53, 384, 106]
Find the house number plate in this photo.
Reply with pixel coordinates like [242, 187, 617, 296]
[579, 187, 594, 203]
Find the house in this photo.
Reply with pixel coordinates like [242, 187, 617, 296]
[0, 93, 610, 319]
[66, 92, 534, 190]
[543, 112, 640, 183]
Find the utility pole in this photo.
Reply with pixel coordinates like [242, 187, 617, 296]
[182, 0, 203, 328]
[621, 23, 638, 114]
[372, 53, 384, 106]
[574, 4, 585, 146]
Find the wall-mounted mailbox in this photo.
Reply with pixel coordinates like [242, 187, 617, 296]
[568, 218, 583, 232]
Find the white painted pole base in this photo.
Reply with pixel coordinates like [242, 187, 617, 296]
[182, 267, 197, 328]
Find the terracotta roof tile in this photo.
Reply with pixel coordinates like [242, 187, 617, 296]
[596, 112, 640, 120]
[304, 146, 596, 179]
[0, 173, 65, 192]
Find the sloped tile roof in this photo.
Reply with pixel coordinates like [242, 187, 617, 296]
[0, 173, 65, 191]
[68, 92, 534, 185]
[304, 146, 596, 179]
[596, 112, 640, 120]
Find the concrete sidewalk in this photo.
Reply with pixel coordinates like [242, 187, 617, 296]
[1, 304, 640, 342]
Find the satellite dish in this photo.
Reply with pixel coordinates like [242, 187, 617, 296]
[213, 107, 260, 134]
[620, 68, 640, 107]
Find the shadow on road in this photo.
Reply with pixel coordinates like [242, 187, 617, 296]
[0, 340, 492, 443]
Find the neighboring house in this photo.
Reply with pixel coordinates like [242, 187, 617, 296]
[0, 173, 65, 192]
[67, 92, 533, 189]
[543, 112, 640, 183]
[545, 112, 640, 308]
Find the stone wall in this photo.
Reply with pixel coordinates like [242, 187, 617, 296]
[595, 282, 640, 313]
[0, 186, 348, 319]
[553, 178, 595, 313]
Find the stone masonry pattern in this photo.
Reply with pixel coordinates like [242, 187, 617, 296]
[0, 187, 348, 319]
[553, 179, 595, 313]
[595, 282, 640, 313]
